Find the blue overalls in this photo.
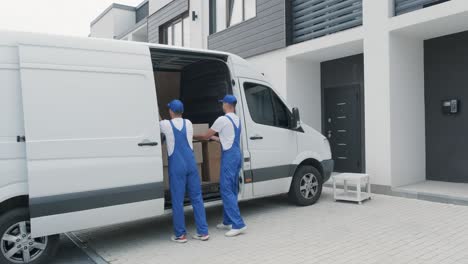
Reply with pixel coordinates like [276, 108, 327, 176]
[220, 115, 246, 229]
[168, 119, 208, 237]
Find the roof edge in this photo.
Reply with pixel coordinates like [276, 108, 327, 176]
[136, 0, 149, 10]
[90, 3, 137, 27]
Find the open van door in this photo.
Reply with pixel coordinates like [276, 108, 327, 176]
[18, 43, 164, 238]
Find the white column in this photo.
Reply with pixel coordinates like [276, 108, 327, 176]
[362, 0, 393, 186]
[286, 58, 322, 131]
[388, 34, 426, 187]
[189, 0, 209, 49]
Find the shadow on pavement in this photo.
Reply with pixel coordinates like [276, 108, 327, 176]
[52, 235, 94, 264]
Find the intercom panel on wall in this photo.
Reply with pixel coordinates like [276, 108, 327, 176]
[441, 99, 460, 115]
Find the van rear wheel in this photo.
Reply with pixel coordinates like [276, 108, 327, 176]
[288, 165, 323, 206]
[0, 208, 59, 264]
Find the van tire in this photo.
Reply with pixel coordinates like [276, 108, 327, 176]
[288, 165, 323, 206]
[0, 208, 59, 264]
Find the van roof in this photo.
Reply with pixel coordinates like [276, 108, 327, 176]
[0, 30, 232, 58]
[0, 30, 269, 86]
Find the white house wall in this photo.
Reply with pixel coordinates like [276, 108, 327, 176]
[246, 48, 287, 98]
[389, 34, 425, 187]
[91, 8, 136, 39]
[189, 0, 209, 49]
[362, 0, 393, 186]
[112, 9, 137, 37]
[286, 59, 321, 131]
[90, 10, 115, 38]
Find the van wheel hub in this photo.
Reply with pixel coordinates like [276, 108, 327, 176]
[300, 173, 318, 199]
[1, 221, 47, 263]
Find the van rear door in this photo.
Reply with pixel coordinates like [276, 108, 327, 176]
[18, 42, 164, 238]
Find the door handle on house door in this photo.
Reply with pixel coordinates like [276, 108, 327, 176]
[250, 135, 263, 140]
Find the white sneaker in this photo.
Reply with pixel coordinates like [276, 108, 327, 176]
[192, 234, 210, 241]
[225, 226, 247, 237]
[216, 223, 232, 230]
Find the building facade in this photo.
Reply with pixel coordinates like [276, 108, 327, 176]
[90, 0, 468, 194]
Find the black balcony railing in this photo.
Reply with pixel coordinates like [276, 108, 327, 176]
[291, 0, 362, 44]
[395, 0, 450, 15]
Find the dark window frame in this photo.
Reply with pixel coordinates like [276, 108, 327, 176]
[243, 82, 292, 130]
[209, 0, 257, 35]
[160, 13, 190, 46]
[209, 0, 217, 34]
[271, 91, 291, 129]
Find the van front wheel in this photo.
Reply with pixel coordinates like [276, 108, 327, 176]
[0, 208, 59, 264]
[288, 165, 323, 206]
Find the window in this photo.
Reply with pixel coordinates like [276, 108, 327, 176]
[162, 16, 190, 47]
[182, 16, 191, 47]
[228, 0, 243, 27]
[209, 0, 257, 34]
[244, 83, 275, 126]
[244, 83, 291, 128]
[173, 20, 182, 46]
[272, 93, 290, 128]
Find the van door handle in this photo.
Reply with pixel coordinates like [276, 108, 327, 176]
[250, 135, 263, 140]
[138, 141, 159, 147]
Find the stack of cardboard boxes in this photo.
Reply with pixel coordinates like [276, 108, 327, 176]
[161, 123, 222, 189]
[202, 141, 222, 183]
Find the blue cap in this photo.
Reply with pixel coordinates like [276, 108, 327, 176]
[219, 95, 237, 105]
[167, 99, 184, 114]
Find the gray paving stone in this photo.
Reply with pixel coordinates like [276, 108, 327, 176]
[74, 188, 468, 264]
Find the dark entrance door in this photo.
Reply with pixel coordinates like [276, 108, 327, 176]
[425, 31, 468, 183]
[324, 85, 363, 173]
[321, 54, 365, 173]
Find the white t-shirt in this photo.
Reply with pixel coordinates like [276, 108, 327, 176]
[160, 118, 193, 156]
[211, 113, 240, 151]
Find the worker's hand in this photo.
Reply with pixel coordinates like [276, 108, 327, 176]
[210, 136, 220, 142]
[194, 129, 217, 141]
[159, 114, 163, 121]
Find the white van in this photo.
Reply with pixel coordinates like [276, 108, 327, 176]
[0, 31, 333, 264]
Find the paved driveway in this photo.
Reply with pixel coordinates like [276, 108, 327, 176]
[74, 188, 468, 264]
[52, 235, 94, 264]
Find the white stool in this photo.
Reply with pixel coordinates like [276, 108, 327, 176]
[332, 173, 371, 204]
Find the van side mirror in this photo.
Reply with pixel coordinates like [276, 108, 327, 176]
[291, 107, 301, 129]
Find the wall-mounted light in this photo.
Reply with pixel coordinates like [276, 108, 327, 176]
[192, 11, 198, 21]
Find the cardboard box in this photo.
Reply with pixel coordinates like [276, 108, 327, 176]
[155, 71, 181, 120]
[202, 141, 222, 183]
[193, 123, 209, 135]
[164, 163, 203, 190]
[162, 142, 203, 166]
[193, 142, 203, 163]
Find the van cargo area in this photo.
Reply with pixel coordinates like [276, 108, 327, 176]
[150, 48, 232, 209]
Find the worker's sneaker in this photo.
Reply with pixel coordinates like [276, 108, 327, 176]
[192, 234, 210, 241]
[216, 223, 232, 230]
[171, 235, 188, 243]
[225, 226, 247, 237]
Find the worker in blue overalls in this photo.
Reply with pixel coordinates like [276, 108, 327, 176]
[160, 100, 209, 243]
[195, 95, 247, 237]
